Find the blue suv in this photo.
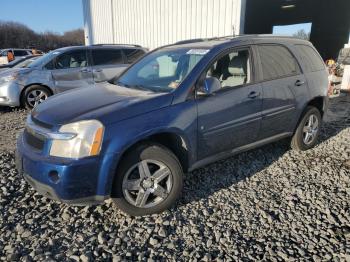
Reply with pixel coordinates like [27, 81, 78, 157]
[16, 35, 329, 216]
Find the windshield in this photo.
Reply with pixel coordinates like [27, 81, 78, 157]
[13, 57, 40, 68]
[27, 51, 59, 68]
[115, 48, 208, 92]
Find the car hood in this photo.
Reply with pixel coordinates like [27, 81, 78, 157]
[32, 82, 173, 126]
[0, 67, 25, 77]
[0, 67, 34, 83]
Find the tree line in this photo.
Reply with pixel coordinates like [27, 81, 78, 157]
[0, 21, 84, 52]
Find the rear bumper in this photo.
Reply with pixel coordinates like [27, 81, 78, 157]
[0, 81, 21, 106]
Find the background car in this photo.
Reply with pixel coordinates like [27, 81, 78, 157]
[0, 48, 33, 65]
[0, 55, 42, 72]
[0, 44, 147, 108]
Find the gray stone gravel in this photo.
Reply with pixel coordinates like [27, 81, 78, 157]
[0, 95, 349, 261]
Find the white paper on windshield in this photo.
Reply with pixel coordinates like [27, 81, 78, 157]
[186, 49, 209, 55]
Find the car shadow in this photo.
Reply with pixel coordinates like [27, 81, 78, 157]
[179, 93, 350, 207]
[179, 139, 290, 206]
[0, 106, 26, 113]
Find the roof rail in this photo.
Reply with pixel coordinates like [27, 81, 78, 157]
[91, 43, 142, 48]
[174, 35, 236, 45]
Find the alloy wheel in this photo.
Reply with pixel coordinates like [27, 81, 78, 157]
[122, 159, 173, 208]
[302, 114, 319, 145]
[27, 90, 48, 108]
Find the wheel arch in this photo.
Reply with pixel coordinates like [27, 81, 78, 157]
[294, 96, 326, 134]
[118, 130, 191, 173]
[306, 96, 326, 117]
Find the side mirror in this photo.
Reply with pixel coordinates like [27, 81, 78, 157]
[198, 77, 221, 96]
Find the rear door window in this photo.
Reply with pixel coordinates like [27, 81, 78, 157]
[295, 45, 325, 72]
[91, 49, 124, 66]
[123, 49, 145, 64]
[14, 50, 29, 56]
[258, 45, 300, 81]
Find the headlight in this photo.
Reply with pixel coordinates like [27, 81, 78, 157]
[50, 120, 104, 159]
[0, 73, 18, 85]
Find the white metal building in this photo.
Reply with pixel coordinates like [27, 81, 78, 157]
[82, 0, 246, 49]
[82, 0, 349, 60]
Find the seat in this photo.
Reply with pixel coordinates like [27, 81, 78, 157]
[211, 55, 230, 81]
[70, 57, 80, 68]
[221, 54, 248, 88]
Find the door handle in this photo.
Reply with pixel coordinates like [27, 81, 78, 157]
[93, 68, 103, 73]
[80, 68, 91, 73]
[248, 91, 260, 99]
[295, 80, 305, 86]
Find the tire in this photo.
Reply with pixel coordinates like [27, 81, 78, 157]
[291, 106, 322, 151]
[112, 143, 183, 216]
[21, 85, 51, 109]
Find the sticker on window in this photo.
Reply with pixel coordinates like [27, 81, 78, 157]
[186, 49, 209, 55]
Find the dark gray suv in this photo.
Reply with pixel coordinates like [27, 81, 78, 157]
[0, 44, 147, 108]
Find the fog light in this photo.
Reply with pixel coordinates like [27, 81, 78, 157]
[48, 170, 60, 184]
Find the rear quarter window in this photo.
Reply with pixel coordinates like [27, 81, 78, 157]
[92, 49, 124, 66]
[123, 49, 145, 64]
[258, 45, 300, 81]
[295, 45, 325, 72]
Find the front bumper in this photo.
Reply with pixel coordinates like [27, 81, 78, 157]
[16, 132, 116, 205]
[22, 173, 107, 205]
[0, 81, 21, 106]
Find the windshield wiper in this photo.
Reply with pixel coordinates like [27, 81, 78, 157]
[115, 81, 153, 92]
[115, 81, 126, 86]
[130, 85, 150, 91]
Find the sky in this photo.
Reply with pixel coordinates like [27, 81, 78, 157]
[273, 23, 312, 36]
[273, 23, 350, 43]
[1, 0, 83, 34]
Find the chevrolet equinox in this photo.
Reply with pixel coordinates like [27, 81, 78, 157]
[16, 35, 329, 216]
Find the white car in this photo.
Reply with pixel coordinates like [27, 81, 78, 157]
[0, 49, 33, 65]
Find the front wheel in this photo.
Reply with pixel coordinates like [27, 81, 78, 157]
[112, 143, 183, 216]
[22, 85, 51, 109]
[291, 106, 322, 151]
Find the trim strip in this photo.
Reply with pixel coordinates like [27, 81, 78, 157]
[262, 105, 296, 118]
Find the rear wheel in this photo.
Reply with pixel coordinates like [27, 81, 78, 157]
[291, 106, 322, 151]
[22, 85, 51, 109]
[112, 143, 183, 216]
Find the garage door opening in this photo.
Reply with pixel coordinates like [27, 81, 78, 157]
[273, 23, 312, 40]
[245, 0, 350, 60]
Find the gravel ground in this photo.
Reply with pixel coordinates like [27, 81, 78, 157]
[0, 95, 349, 261]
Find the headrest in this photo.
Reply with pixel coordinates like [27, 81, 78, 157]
[228, 54, 247, 75]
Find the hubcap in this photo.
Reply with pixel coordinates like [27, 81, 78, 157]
[27, 90, 48, 108]
[122, 160, 173, 208]
[303, 114, 319, 145]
